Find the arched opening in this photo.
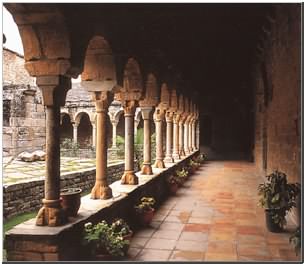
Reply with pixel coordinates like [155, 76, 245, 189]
[76, 113, 92, 148]
[60, 113, 73, 142]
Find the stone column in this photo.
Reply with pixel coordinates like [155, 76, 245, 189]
[90, 91, 113, 199]
[92, 122, 96, 148]
[111, 121, 118, 148]
[172, 113, 181, 160]
[184, 116, 190, 155]
[179, 117, 186, 157]
[36, 76, 71, 227]
[164, 111, 174, 163]
[140, 106, 153, 175]
[121, 101, 138, 185]
[192, 119, 196, 151]
[134, 119, 139, 136]
[196, 120, 200, 150]
[154, 108, 166, 168]
[188, 117, 193, 152]
[72, 122, 78, 143]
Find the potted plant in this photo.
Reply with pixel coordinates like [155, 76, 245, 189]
[196, 153, 207, 164]
[82, 220, 130, 260]
[60, 187, 82, 217]
[175, 168, 189, 186]
[257, 170, 300, 232]
[166, 175, 179, 195]
[134, 196, 156, 226]
[111, 218, 133, 242]
[189, 159, 199, 174]
[289, 227, 301, 256]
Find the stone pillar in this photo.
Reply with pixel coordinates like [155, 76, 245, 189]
[121, 101, 138, 185]
[164, 111, 174, 163]
[111, 121, 118, 148]
[72, 122, 78, 143]
[179, 118, 186, 157]
[154, 108, 166, 168]
[172, 113, 181, 160]
[192, 119, 196, 151]
[188, 117, 193, 152]
[196, 120, 200, 150]
[90, 91, 113, 199]
[92, 122, 96, 148]
[134, 119, 139, 136]
[184, 117, 190, 155]
[140, 106, 153, 175]
[36, 76, 71, 227]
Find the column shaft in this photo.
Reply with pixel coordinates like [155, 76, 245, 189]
[92, 123, 96, 148]
[121, 102, 138, 185]
[184, 121, 190, 155]
[73, 124, 78, 143]
[172, 116, 180, 160]
[164, 114, 174, 163]
[192, 121, 196, 151]
[188, 120, 192, 152]
[154, 113, 165, 168]
[112, 123, 117, 148]
[141, 107, 153, 175]
[179, 122, 185, 157]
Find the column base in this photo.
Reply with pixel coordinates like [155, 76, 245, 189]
[185, 149, 191, 155]
[141, 163, 153, 175]
[90, 182, 113, 199]
[179, 149, 186, 157]
[172, 153, 181, 160]
[36, 199, 67, 227]
[154, 159, 166, 168]
[164, 156, 174, 163]
[121, 170, 138, 185]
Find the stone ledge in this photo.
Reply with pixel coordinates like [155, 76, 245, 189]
[5, 151, 199, 261]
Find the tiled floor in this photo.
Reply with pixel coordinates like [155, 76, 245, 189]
[126, 161, 300, 261]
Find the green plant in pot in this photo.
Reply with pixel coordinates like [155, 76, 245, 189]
[82, 220, 130, 260]
[289, 227, 301, 256]
[111, 218, 133, 241]
[196, 153, 207, 164]
[257, 170, 300, 232]
[166, 175, 179, 195]
[175, 168, 188, 186]
[134, 197, 156, 226]
[189, 159, 199, 173]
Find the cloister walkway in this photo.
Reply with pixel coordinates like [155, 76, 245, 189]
[127, 161, 299, 261]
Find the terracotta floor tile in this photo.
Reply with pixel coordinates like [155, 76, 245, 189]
[183, 223, 210, 232]
[237, 243, 270, 257]
[237, 233, 266, 244]
[127, 247, 142, 259]
[159, 222, 184, 231]
[135, 228, 156, 238]
[152, 229, 182, 240]
[209, 229, 236, 241]
[130, 237, 150, 248]
[237, 225, 264, 236]
[169, 250, 204, 261]
[205, 252, 237, 261]
[188, 216, 212, 224]
[175, 240, 208, 251]
[207, 241, 236, 255]
[145, 238, 176, 250]
[135, 249, 172, 261]
[179, 231, 209, 242]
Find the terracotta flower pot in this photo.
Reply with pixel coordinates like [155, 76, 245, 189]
[60, 188, 82, 217]
[169, 182, 179, 195]
[139, 208, 155, 226]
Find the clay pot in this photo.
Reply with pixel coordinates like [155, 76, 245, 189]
[60, 188, 82, 217]
[123, 230, 133, 242]
[169, 182, 179, 195]
[139, 208, 155, 226]
[265, 209, 283, 233]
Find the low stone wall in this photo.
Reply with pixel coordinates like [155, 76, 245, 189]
[3, 161, 137, 220]
[4, 152, 199, 261]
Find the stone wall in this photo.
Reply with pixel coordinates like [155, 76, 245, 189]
[3, 161, 135, 220]
[3, 48, 35, 86]
[253, 5, 300, 183]
[253, 6, 300, 225]
[3, 85, 46, 157]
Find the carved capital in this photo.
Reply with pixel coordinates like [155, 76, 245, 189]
[123, 100, 137, 116]
[92, 91, 113, 113]
[173, 113, 181, 124]
[165, 110, 174, 122]
[153, 107, 165, 122]
[36, 75, 71, 107]
[140, 106, 153, 120]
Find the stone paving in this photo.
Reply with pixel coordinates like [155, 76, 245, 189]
[3, 156, 121, 185]
[127, 161, 300, 261]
